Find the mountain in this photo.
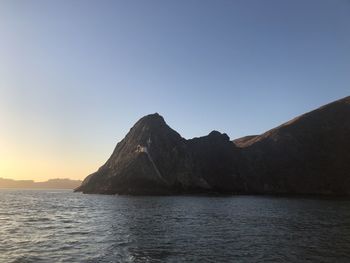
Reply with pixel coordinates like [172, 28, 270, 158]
[76, 96, 350, 195]
[234, 96, 350, 195]
[75, 114, 240, 194]
[0, 178, 82, 189]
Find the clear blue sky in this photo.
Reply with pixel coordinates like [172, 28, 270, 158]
[0, 0, 349, 180]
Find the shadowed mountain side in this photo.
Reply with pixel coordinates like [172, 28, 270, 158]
[76, 96, 350, 195]
[187, 131, 243, 193]
[75, 114, 240, 194]
[233, 135, 258, 147]
[235, 96, 350, 195]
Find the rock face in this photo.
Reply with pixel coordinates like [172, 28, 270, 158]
[234, 96, 350, 195]
[76, 96, 350, 195]
[76, 113, 239, 194]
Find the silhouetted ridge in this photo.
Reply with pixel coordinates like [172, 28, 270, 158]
[76, 96, 350, 195]
[234, 95, 350, 194]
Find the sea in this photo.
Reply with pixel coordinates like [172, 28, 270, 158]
[1, 189, 350, 262]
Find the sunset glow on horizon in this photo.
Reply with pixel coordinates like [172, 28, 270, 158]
[0, 132, 105, 181]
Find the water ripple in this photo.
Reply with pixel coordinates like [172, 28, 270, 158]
[1, 190, 350, 262]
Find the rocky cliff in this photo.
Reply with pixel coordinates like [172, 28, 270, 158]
[76, 96, 350, 195]
[76, 113, 239, 194]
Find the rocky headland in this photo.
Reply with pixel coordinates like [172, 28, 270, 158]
[76, 96, 350, 195]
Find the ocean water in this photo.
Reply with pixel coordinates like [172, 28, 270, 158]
[1, 190, 350, 262]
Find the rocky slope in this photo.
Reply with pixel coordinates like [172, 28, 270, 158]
[234, 96, 350, 195]
[76, 96, 350, 195]
[76, 114, 239, 194]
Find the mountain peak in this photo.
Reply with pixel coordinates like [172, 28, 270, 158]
[136, 113, 166, 126]
[127, 113, 169, 141]
[208, 130, 230, 141]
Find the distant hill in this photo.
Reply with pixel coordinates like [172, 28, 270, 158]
[0, 178, 82, 189]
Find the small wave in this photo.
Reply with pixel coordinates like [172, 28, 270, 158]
[68, 231, 90, 235]
[10, 255, 45, 263]
[26, 217, 51, 223]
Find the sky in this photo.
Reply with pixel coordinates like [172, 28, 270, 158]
[0, 0, 349, 181]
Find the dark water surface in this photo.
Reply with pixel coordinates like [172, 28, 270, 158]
[1, 189, 350, 262]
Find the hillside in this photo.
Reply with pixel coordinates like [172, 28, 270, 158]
[76, 96, 350, 195]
